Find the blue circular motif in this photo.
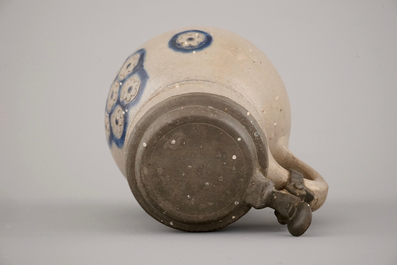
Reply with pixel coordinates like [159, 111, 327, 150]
[168, 30, 212, 53]
[105, 48, 149, 149]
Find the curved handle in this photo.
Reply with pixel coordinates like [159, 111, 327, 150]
[273, 144, 329, 211]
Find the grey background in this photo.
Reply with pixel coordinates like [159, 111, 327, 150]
[1, 0, 396, 264]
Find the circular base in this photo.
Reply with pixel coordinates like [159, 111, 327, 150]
[126, 93, 268, 231]
[144, 123, 247, 221]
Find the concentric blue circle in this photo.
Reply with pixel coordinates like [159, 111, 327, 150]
[168, 30, 212, 53]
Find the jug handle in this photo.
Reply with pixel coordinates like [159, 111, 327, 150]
[272, 144, 329, 211]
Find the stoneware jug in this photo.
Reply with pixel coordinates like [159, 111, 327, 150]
[104, 27, 328, 236]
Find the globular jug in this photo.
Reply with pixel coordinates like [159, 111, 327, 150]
[104, 27, 328, 236]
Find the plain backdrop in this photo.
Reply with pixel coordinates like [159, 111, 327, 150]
[1, 1, 396, 264]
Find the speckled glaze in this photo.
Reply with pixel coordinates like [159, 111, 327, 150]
[105, 27, 328, 227]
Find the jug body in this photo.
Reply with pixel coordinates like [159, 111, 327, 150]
[105, 27, 328, 235]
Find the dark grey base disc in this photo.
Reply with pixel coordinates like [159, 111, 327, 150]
[125, 93, 268, 231]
